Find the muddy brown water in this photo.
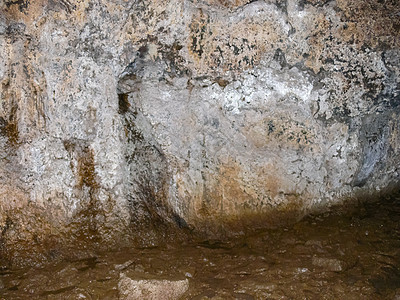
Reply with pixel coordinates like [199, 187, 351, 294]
[0, 195, 399, 299]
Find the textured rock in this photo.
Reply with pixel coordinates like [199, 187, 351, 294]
[118, 274, 189, 300]
[0, 0, 399, 261]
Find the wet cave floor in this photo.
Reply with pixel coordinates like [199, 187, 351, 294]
[0, 195, 399, 299]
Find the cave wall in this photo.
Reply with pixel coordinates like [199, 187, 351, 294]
[0, 0, 399, 256]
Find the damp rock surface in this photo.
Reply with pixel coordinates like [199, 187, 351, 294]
[0, 196, 398, 299]
[0, 0, 399, 260]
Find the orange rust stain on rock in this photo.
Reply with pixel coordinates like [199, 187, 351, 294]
[196, 160, 261, 219]
[76, 147, 99, 190]
[188, 159, 307, 236]
[194, 161, 244, 219]
[63, 141, 99, 190]
[1, 0, 47, 23]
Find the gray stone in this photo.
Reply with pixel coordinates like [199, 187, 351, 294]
[118, 273, 189, 300]
[312, 257, 347, 272]
[115, 260, 135, 271]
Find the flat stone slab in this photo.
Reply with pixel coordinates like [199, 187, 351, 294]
[312, 257, 347, 272]
[118, 273, 189, 300]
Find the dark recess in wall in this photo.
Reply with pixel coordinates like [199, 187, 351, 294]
[118, 93, 130, 115]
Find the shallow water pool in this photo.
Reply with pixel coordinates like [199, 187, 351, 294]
[0, 195, 399, 299]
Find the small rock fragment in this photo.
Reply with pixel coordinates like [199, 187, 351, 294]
[118, 273, 189, 300]
[312, 257, 346, 272]
[185, 272, 192, 278]
[115, 260, 135, 271]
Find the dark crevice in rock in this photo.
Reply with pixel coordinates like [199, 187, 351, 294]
[118, 71, 187, 238]
[273, 48, 288, 68]
[0, 103, 19, 147]
[118, 93, 130, 115]
[57, 0, 76, 13]
[274, 0, 288, 16]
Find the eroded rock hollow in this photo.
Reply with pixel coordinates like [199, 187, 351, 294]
[0, 0, 399, 262]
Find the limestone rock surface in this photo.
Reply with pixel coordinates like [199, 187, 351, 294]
[0, 0, 399, 261]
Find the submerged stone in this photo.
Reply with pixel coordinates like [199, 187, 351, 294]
[118, 274, 189, 300]
[312, 257, 347, 272]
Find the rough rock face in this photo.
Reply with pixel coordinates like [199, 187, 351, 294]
[0, 0, 399, 260]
